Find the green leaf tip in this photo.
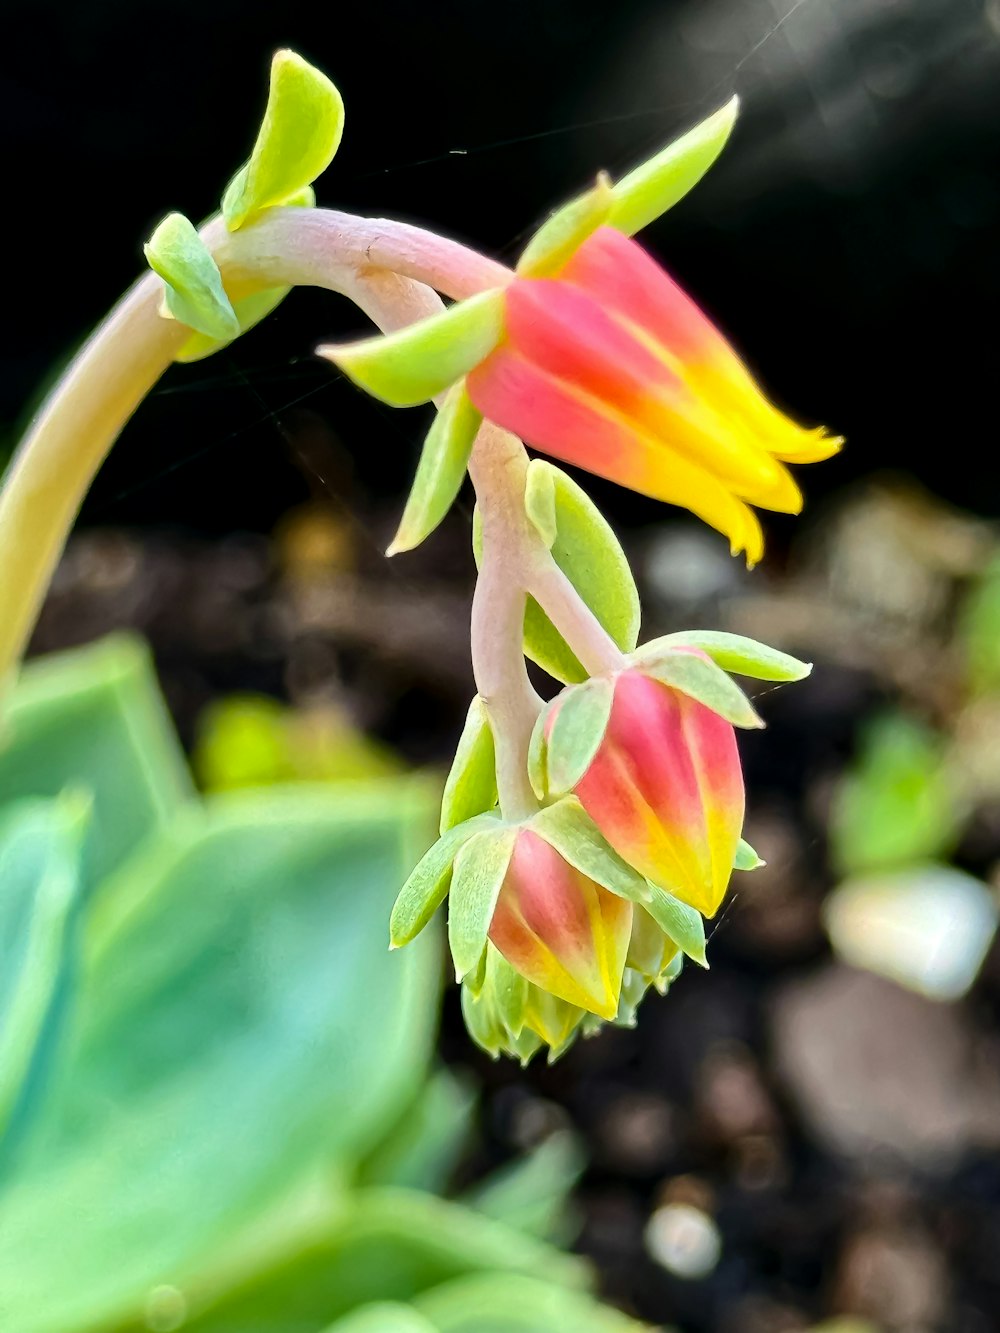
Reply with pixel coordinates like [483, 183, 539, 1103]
[144, 212, 239, 341]
[223, 48, 345, 231]
[319, 290, 505, 408]
[517, 172, 613, 278]
[609, 95, 739, 236]
[439, 695, 498, 834]
[545, 677, 614, 796]
[734, 837, 765, 871]
[388, 384, 481, 556]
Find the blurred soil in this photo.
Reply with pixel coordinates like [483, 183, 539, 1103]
[29, 479, 1000, 1333]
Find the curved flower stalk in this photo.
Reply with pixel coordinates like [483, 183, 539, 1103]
[0, 50, 837, 1060]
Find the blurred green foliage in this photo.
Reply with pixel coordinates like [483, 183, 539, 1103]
[0, 635, 641, 1333]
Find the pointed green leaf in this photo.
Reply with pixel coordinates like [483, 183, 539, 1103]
[320, 290, 504, 408]
[639, 630, 811, 682]
[545, 677, 614, 796]
[523, 459, 558, 548]
[176, 286, 289, 361]
[608, 97, 739, 236]
[473, 464, 640, 684]
[643, 884, 708, 967]
[734, 838, 765, 871]
[529, 798, 650, 904]
[144, 212, 239, 341]
[526, 702, 554, 802]
[223, 49, 344, 230]
[390, 812, 500, 948]
[638, 650, 762, 728]
[448, 827, 518, 981]
[517, 173, 613, 278]
[388, 384, 481, 556]
[440, 696, 498, 834]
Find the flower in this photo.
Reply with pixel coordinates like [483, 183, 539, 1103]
[546, 664, 745, 917]
[488, 827, 633, 1019]
[466, 226, 841, 565]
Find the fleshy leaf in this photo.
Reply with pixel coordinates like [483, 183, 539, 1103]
[448, 827, 518, 981]
[390, 812, 500, 948]
[319, 291, 505, 408]
[643, 884, 708, 968]
[608, 97, 739, 236]
[0, 795, 89, 1148]
[473, 464, 640, 684]
[517, 173, 613, 279]
[545, 677, 614, 795]
[222, 49, 344, 230]
[439, 697, 498, 834]
[529, 798, 650, 904]
[734, 838, 765, 871]
[324, 1302, 439, 1333]
[143, 213, 239, 341]
[639, 630, 811, 682]
[527, 702, 555, 801]
[523, 459, 558, 548]
[638, 650, 762, 729]
[388, 384, 482, 556]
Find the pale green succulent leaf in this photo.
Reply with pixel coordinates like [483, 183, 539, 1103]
[609, 96, 739, 236]
[639, 630, 811, 683]
[388, 384, 481, 556]
[447, 826, 518, 980]
[517, 173, 613, 278]
[638, 650, 763, 729]
[523, 459, 558, 548]
[439, 696, 498, 835]
[390, 812, 501, 948]
[222, 49, 344, 230]
[144, 212, 239, 341]
[545, 677, 614, 796]
[529, 798, 650, 904]
[643, 883, 708, 967]
[320, 291, 505, 408]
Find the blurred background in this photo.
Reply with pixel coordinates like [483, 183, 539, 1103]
[3, 0, 1000, 1329]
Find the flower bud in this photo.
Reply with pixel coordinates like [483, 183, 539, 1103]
[550, 666, 744, 917]
[488, 828, 632, 1019]
[461, 943, 587, 1064]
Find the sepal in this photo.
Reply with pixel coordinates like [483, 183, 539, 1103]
[447, 825, 519, 981]
[389, 811, 501, 948]
[318, 291, 505, 408]
[388, 383, 481, 556]
[517, 173, 613, 278]
[641, 630, 812, 683]
[633, 646, 763, 729]
[143, 213, 239, 341]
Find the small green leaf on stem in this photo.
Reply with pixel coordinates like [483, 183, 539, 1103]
[388, 384, 482, 556]
[223, 49, 344, 230]
[144, 213, 239, 341]
[524, 459, 558, 548]
[608, 97, 739, 236]
[440, 696, 498, 834]
[319, 290, 504, 408]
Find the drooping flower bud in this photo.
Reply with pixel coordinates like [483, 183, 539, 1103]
[488, 828, 632, 1019]
[461, 942, 588, 1064]
[540, 660, 747, 918]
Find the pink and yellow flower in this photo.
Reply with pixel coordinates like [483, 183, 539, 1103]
[488, 827, 632, 1018]
[467, 226, 840, 565]
[548, 666, 745, 917]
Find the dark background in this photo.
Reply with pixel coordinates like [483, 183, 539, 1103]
[5, 3, 1000, 1331]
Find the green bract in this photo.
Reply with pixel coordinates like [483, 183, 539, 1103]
[641, 629, 812, 682]
[735, 837, 765, 871]
[637, 649, 763, 729]
[390, 811, 500, 948]
[528, 798, 650, 905]
[608, 96, 739, 236]
[643, 883, 708, 968]
[143, 212, 239, 341]
[321, 291, 505, 408]
[448, 826, 518, 981]
[543, 676, 614, 795]
[388, 384, 482, 556]
[223, 49, 345, 231]
[439, 697, 498, 834]
[517, 174, 613, 279]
